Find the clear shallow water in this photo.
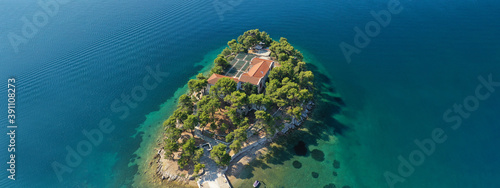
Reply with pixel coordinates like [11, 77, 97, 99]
[1, 0, 500, 187]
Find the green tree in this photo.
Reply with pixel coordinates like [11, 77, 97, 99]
[260, 31, 272, 45]
[297, 71, 314, 88]
[298, 89, 313, 103]
[228, 39, 237, 47]
[269, 37, 303, 63]
[221, 47, 231, 57]
[182, 138, 196, 156]
[178, 138, 196, 169]
[225, 132, 235, 142]
[227, 55, 236, 62]
[238, 117, 250, 128]
[255, 110, 271, 125]
[198, 111, 210, 131]
[265, 78, 282, 98]
[234, 127, 248, 142]
[237, 29, 265, 47]
[200, 96, 220, 120]
[210, 143, 231, 166]
[166, 127, 182, 139]
[196, 73, 206, 80]
[193, 148, 204, 162]
[197, 95, 211, 107]
[183, 114, 198, 136]
[226, 125, 248, 143]
[278, 53, 288, 61]
[178, 156, 189, 169]
[212, 77, 237, 99]
[163, 116, 177, 127]
[228, 40, 246, 53]
[249, 94, 271, 110]
[172, 108, 189, 123]
[214, 56, 229, 68]
[287, 106, 304, 120]
[242, 82, 257, 95]
[268, 66, 285, 81]
[164, 127, 182, 158]
[255, 110, 275, 135]
[194, 163, 205, 174]
[164, 140, 178, 157]
[243, 36, 257, 48]
[219, 123, 228, 133]
[188, 74, 208, 95]
[268, 80, 301, 108]
[225, 106, 240, 124]
[224, 90, 248, 109]
[294, 61, 306, 73]
[188, 79, 207, 94]
[178, 94, 193, 111]
[237, 43, 246, 53]
[210, 120, 219, 131]
[211, 65, 224, 75]
[268, 61, 294, 81]
[265, 79, 287, 108]
[230, 140, 242, 153]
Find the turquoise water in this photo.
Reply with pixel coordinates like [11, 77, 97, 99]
[1, 0, 500, 187]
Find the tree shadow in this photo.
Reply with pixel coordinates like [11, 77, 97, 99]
[226, 146, 271, 180]
[236, 159, 272, 180]
[260, 144, 294, 165]
[307, 63, 349, 136]
[228, 62, 353, 181]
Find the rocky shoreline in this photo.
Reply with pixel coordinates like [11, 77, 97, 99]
[151, 100, 314, 187]
[274, 101, 315, 137]
[154, 148, 201, 186]
[149, 30, 316, 188]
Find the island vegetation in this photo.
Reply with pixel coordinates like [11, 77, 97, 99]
[158, 29, 314, 185]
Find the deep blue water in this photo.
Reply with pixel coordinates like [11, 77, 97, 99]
[1, 0, 499, 187]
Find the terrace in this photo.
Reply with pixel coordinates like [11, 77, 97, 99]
[225, 53, 256, 78]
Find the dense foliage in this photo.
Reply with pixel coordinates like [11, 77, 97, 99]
[210, 143, 231, 166]
[161, 29, 314, 171]
[210, 29, 273, 75]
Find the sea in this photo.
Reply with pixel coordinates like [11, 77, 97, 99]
[1, 0, 499, 187]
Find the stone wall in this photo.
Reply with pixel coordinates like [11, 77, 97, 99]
[275, 100, 314, 136]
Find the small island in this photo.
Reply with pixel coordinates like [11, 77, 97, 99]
[155, 29, 315, 187]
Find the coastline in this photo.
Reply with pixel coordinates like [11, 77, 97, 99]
[222, 47, 351, 188]
[225, 101, 314, 187]
[131, 47, 221, 188]
[136, 30, 318, 188]
[148, 99, 314, 187]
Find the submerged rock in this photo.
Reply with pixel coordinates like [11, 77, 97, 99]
[292, 160, 302, 169]
[333, 160, 340, 169]
[312, 172, 319, 178]
[323, 183, 336, 188]
[332, 171, 337, 176]
[311, 149, 325, 161]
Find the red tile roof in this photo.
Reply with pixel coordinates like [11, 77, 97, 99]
[207, 74, 239, 85]
[207, 58, 274, 87]
[247, 58, 273, 78]
[238, 73, 261, 85]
